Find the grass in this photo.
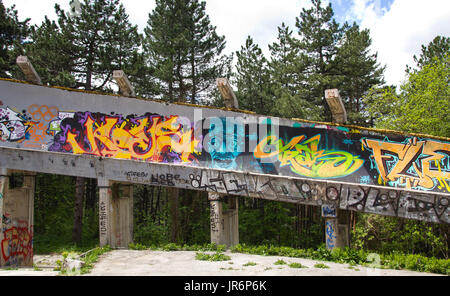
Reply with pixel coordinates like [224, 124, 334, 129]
[314, 263, 330, 269]
[288, 262, 308, 268]
[274, 259, 287, 265]
[243, 261, 257, 266]
[195, 252, 231, 262]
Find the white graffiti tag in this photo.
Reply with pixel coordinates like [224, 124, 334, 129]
[0, 107, 30, 141]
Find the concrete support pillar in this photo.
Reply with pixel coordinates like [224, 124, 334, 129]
[0, 169, 35, 267]
[110, 183, 133, 248]
[98, 179, 112, 247]
[209, 193, 239, 248]
[98, 179, 133, 248]
[322, 205, 350, 250]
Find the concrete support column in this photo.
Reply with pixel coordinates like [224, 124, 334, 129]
[110, 183, 133, 248]
[209, 193, 239, 248]
[322, 205, 350, 250]
[0, 169, 35, 267]
[98, 179, 112, 248]
[98, 179, 133, 248]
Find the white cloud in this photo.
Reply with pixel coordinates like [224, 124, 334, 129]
[205, 0, 309, 57]
[349, 0, 450, 86]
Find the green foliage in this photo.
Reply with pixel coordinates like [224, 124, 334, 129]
[334, 23, 385, 126]
[33, 173, 98, 253]
[243, 261, 257, 266]
[144, 0, 228, 104]
[364, 53, 449, 137]
[133, 219, 169, 246]
[229, 243, 450, 275]
[0, 1, 30, 78]
[234, 36, 274, 115]
[128, 241, 227, 253]
[288, 262, 308, 268]
[313, 263, 329, 269]
[351, 213, 449, 259]
[27, 0, 142, 91]
[409, 35, 449, 71]
[195, 252, 231, 261]
[274, 259, 287, 265]
[79, 245, 112, 274]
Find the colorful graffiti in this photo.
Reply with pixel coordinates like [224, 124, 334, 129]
[0, 98, 449, 197]
[254, 134, 364, 178]
[50, 112, 200, 163]
[0, 107, 32, 142]
[1, 221, 33, 266]
[325, 220, 337, 249]
[362, 137, 450, 192]
[22, 104, 59, 148]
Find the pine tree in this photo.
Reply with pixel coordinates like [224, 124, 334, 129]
[334, 23, 385, 126]
[234, 36, 273, 115]
[185, 0, 227, 105]
[268, 23, 322, 120]
[27, 0, 143, 244]
[294, 0, 344, 121]
[144, 0, 227, 104]
[408, 35, 450, 72]
[0, 1, 30, 78]
[28, 0, 142, 91]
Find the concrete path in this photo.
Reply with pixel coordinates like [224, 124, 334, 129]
[86, 250, 442, 276]
[0, 250, 444, 276]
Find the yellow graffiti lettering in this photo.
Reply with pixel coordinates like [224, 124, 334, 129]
[66, 115, 199, 163]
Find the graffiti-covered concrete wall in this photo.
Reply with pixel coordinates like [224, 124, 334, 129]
[0, 79, 449, 223]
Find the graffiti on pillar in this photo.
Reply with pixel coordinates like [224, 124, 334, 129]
[1, 219, 33, 266]
[210, 202, 221, 233]
[362, 137, 450, 192]
[321, 204, 337, 218]
[99, 200, 107, 237]
[325, 220, 337, 249]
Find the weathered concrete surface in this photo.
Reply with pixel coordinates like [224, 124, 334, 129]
[85, 250, 441, 276]
[0, 250, 443, 276]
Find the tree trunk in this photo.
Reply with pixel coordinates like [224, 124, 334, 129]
[72, 176, 86, 243]
[168, 187, 181, 243]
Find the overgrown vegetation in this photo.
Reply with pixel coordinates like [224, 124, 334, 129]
[195, 252, 231, 262]
[288, 262, 308, 269]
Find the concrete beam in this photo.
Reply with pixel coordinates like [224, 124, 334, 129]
[113, 70, 135, 97]
[16, 56, 42, 85]
[216, 78, 239, 109]
[0, 147, 448, 224]
[325, 89, 347, 124]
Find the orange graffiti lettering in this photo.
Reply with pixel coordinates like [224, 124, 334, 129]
[363, 138, 450, 191]
[66, 115, 200, 163]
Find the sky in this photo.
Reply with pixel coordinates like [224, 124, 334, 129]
[3, 0, 450, 87]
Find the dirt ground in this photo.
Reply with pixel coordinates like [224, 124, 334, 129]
[0, 250, 443, 276]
